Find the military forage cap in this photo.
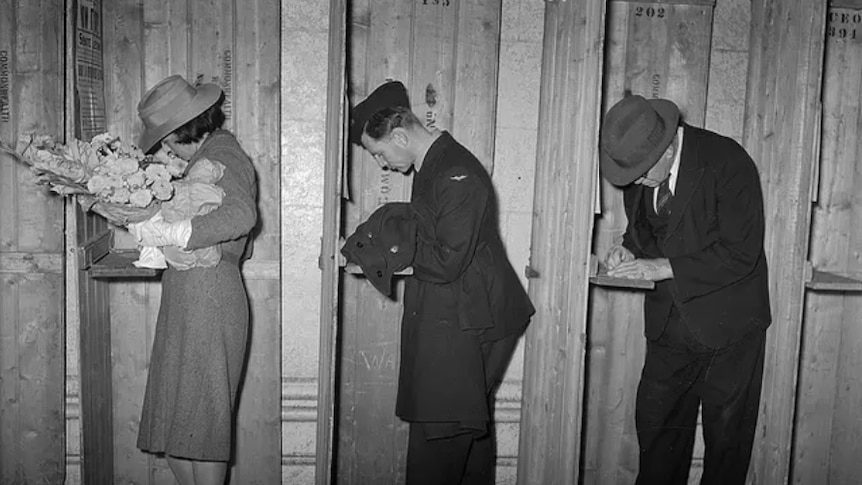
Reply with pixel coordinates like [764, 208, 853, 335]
[341, 202, 418, 297]
[349, 80, 411, 145]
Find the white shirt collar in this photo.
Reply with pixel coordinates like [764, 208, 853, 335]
[667, 125, 684, 193]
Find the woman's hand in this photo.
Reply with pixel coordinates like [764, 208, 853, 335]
[128, 211, 193, 248]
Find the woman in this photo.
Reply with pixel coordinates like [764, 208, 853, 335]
[130, 74, 257, 485]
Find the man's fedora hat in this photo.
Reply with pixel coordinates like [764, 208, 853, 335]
[599, 95, 680, 186]
[350, 80, 411, 145]
[137, 75, 223, 153]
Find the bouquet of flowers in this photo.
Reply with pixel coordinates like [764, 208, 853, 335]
[135, 158, 226, 270]
[0, 133, 187, 226]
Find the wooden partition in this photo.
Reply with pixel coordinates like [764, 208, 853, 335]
[515, 0, 606, 483]
[92, 0, 282, 482]
[340, 0, 502, 481]
[743, 0, 827, 482]
[794, 2, 862, 483]
[584, 1, 714, 482]
[0, 1, 66, 483]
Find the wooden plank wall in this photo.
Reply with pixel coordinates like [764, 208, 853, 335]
[66, 1, 116, 482]
[340, 1, 502, 482]
[743, 0, 826, 482]
[515, 0, 606, 483]
[341, 1, 414, 481]
[100, 0, 282, 482]
[0, 0, 66, 483]
[315, 0, 346, 481]
[585, 1, 714, 483]
[794, 5, 862, 483]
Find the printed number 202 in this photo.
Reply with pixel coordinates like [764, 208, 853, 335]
[635, 6, 666, 18]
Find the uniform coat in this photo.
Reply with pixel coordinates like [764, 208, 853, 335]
[621, 124, 771, 348]
[395, 132, 534, 432]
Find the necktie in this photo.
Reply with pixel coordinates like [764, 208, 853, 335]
[655, 178, 673, 216]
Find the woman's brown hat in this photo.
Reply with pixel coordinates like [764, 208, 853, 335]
[137, 75, 222, 153]
[599, 95, 680, 186]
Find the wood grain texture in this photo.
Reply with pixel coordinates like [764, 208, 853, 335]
[794, 6, 862, 483]
[97, 0, 283, 482]
[340, 1, 505, 481]
[516, 0, 606, 483]
[743, 0, 827, 482]
[339, 0, 414, 482]
[316, 0, 346, 482]
[584, 3, 714, 483]
[0, 1, 65, 483]
[452, 0, 502, 172]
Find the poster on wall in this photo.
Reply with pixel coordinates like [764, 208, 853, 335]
[74, 0, 106, 141]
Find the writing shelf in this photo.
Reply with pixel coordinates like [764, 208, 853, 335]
[88, 249, 162, 279]
[805, 269, 862, 292]
[342, 262, 413, 275]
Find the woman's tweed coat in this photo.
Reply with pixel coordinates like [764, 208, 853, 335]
[137, 130, 257, 461]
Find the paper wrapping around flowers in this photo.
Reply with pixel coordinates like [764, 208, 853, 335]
[82, 196, 162, 226]
[3, 133, 188, 227]
[159, 158, 226, 270]
[134, 245, 168, 269]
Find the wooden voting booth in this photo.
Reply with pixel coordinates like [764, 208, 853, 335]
[793, 1, 862, 483]
[8, 0, 862, 483]
[336, 0, 503, 481]
[27, 0, 283, 483]
[586, 1, 714, 483]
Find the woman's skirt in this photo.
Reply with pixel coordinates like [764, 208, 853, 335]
[136, 260, 248, 461]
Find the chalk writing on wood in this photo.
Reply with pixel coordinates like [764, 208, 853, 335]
[358, 349, 398, 373]
[650, 73, 662, 99]
[221, 49, 232, 122]
[0, 49, 8, 122]
[378, 170, 393, 206]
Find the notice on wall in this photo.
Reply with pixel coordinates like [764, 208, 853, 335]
[75, 0, 106, 141]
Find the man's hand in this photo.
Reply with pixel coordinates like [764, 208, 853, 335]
[603, 244, 635, 270]
[607, 257, 674, 282]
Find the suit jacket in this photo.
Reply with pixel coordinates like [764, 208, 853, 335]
[395, 132, 534, 428]
[621, 124, 771, 348]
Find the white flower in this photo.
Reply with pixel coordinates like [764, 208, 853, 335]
[151, 179, 174, 200]
[125, 170, 147, 188]
[129, 188, 154, 207]
[113, 157, 141, 175]
[108, 187, 131, 204]
[145, 164, 172, 183]
[87, 174, 112, 196]
[90, 133, 115, 147]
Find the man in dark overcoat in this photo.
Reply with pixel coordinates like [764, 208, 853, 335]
[350, 81, 535, 484]
[599, 95, 771, 484]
